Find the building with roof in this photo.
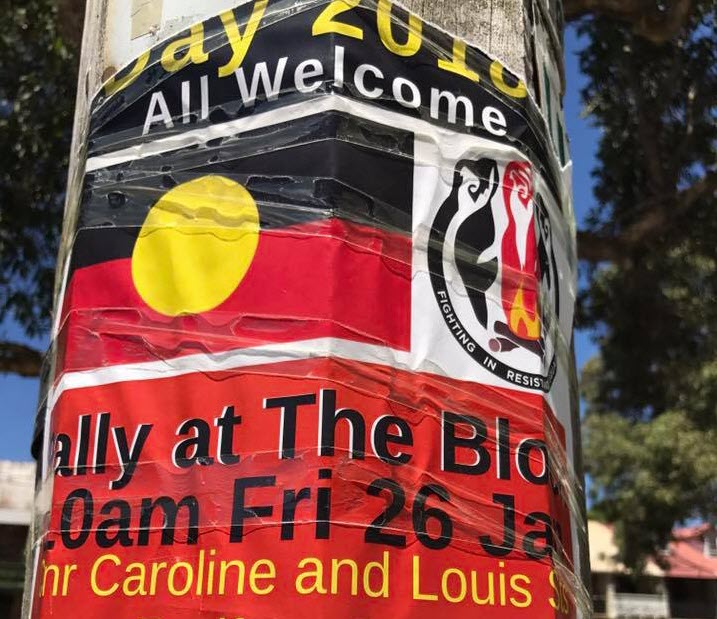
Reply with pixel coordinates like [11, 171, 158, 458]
[0, 460, 35, 619]
[590, 520, 717, 619]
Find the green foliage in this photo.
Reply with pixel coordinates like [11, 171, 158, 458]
[578, 0, 717, 569]
[584, 394, 717, 571]
[0, 0, 78, 335]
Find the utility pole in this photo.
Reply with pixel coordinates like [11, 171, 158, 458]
[27, 1, 588, 618]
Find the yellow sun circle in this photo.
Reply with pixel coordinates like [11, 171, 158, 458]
[131, 175, 260, 317]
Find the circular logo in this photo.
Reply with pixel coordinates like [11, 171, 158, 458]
[132, 175, 260, 316]
[427, 158, 558, 392]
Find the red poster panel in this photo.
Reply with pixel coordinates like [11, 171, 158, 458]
[35, 358, 576, 619]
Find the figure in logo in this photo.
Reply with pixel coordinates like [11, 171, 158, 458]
[431, 158, 501, 329]
[490, 164, 560, 358]
[492, 161, 542, 356]
[535, 193, 560, 331]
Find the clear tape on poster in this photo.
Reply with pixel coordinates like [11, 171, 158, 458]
[26, 2, 590, 618]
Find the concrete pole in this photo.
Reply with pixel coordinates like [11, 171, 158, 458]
[32, 1, 587, 618]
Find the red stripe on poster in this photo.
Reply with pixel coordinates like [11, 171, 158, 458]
[56, 219, 411, 374]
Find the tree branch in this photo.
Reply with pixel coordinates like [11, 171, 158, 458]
[622, 169, 717, 245]
[0, 341, 43, 377]
[564, 0, 692, 43]
[577, 169, 717, 262]
[576, 230, 626, 263]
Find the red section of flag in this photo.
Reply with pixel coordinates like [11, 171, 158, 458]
[56, 219, 411, 375]
[36, 357, 575, 619]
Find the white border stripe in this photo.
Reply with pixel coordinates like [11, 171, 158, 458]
[49, 337, 416, 412]
[85, 94, 520, 172]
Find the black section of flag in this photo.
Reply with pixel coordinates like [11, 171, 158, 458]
[70, 227, 138, 272]
[71, 111, 413, 273]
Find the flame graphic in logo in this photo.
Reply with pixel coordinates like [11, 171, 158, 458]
[508, 285, 541, 339]
[501, 162, 541, 342]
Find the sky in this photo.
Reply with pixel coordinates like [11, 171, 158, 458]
[0, 25, 600, 463]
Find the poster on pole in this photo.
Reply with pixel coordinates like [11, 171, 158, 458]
[27, 1, 589, 618]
